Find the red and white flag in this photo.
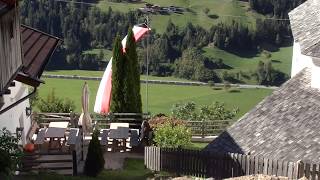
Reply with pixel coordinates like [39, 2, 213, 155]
[94, 24, 150, 114]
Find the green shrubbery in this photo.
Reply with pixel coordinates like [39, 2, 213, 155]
[36, 89, 75, 113]
[153, 122, 191, 148]
[84, 130, 105, 177]
[171, 101, 238, 121]
[0, 128, 23, 179]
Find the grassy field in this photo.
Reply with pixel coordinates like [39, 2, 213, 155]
[97, 0, 264, 33]
[203, 46, 293, 83]
[82, 48, 113, 61]
[37, 77, 272, 119]
[44, 70, 192, 82]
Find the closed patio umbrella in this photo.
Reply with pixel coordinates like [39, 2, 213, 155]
[78, 82, 92, 134]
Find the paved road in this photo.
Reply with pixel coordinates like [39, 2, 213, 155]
[42, 74, 278, 90]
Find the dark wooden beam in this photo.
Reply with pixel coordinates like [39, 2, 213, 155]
[15, 73, 43, 87]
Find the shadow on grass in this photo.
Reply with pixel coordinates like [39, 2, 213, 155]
[14, 159, 154, 180]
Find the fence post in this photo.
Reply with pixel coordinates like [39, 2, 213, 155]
[297, 160, 304, 179]
[72, 150, 78, 176]
[201, 120, 205, 139]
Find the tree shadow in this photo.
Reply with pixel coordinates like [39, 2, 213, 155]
[271, 59, 281, 63]
[225, 48, 259, 58]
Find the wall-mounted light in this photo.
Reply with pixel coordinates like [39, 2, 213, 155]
[26, 107, 32, 116]
[16, 127, 24, 139]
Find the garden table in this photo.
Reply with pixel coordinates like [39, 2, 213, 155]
[45, 126, 67, 151]
[49, 121, 69, 128]
[108, 127, 130, 151]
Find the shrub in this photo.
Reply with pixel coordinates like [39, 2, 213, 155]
[84, 130, 105, 177]
[148, 116, 186, 130]
[153, 123, 191, 148]
[172, 101, 238, 121]
[0, 149, 12, 179]
[208, 14, 219, 19]
[0, 128, 23, 178]
[171, 102, 198, 121]
[37, 89, 75, 113]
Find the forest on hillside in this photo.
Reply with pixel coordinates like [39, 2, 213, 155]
[20, 0, 305, 86]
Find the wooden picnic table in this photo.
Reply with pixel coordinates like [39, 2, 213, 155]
[45, 121, 69, 151]
[49, 121, 69, 128]
[110, 123, 129, 129]
[108, 127, 130, 151]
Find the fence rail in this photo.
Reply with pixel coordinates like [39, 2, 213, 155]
[145, 147, 320, 179]
[186, 120, 231, 137]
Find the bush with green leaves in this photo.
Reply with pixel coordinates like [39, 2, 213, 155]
[37, 89, 75, 113]
[84, 129, 105, 177]
[0, 128, 23, 178]
[153, 122, 191, 148]
[171, 101, 238, 121]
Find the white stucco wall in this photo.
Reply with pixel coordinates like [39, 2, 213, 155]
[291, 42, 313, 77]
[0, 81, 31, 145]
[292, 42, 320, 89]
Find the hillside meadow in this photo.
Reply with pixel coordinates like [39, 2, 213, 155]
[36, 78, 273, 119]
[97, 0, 264, 33]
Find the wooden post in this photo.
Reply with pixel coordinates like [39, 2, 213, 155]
[70, 112, 76, 128]
[79, 126, 84, 161]
[201, 120, 205, 139]
[297, 160, 304, 179]
[72, 150, 78, 176]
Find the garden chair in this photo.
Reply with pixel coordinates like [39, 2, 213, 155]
[66, 128, 79, 152]
[100, 129, 110, 146]
[34, 128, 46, 152]
[130, 129, 140, 147]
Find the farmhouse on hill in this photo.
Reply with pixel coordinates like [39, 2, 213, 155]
[206, 0, 320, 164]
[0, 0, 61, 145]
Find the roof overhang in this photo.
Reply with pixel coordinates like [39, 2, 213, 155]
[15, 25, 62, 87]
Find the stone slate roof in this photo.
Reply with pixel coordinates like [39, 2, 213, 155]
[289, 0, 320, 57]
[206, 68, 320, 164]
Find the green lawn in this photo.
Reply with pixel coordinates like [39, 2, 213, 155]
[44, 70, 192, 82]
[37, 78, 272, 119]
[82, 48, 113, 61]
[17, 158, 154, 180]
[97, 0, 264, 33]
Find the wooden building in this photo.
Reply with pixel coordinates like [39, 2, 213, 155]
[0, 0, 22, 95]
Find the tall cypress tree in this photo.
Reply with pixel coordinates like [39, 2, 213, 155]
[123, 28, 142, 113]
[110, 35, 125, 112]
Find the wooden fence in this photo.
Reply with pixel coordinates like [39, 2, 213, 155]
[145, 147, 320, 179]
[33, 113, 230, 137]
[186, 120, 231, 137]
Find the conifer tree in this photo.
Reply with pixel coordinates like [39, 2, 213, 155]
[110, 35, 125, 112]
[123, 28, 142, 113]
[84, 130, 105, 177]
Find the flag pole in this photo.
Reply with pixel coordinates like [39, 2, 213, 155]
[145, 15, 150, 114]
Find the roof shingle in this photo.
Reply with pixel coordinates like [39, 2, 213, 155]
[206, 68, 320, 164]
[289, 0, 320, 57]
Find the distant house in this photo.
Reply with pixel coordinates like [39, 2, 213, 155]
[206, 0, 320, 164]
[0, 0, 61, 145]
